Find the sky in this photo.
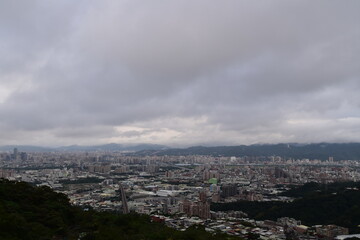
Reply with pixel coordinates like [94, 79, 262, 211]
[0, 0, 359, 147]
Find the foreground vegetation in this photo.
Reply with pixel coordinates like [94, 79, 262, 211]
[0, 179, 238, 240]
[212, 181, 360, 233]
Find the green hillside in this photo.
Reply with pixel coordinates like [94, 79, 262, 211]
[0, 179, 237, 240]
[212, 182, 360, 233]
[138, 143, 360, 160]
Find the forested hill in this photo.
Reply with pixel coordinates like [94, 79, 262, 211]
[0, 179, 237, 240]
[135, 143, 360, 160]
[211, 181, 360, 233]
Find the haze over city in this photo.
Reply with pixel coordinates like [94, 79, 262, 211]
[1, 1, 359, 147]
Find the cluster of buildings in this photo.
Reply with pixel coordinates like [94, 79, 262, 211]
[1, 148, 360, 239]
[179, 194, 211, 219]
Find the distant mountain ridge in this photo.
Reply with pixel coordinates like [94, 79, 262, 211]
[1, 143, 360, 160]
[134, 143, 360, 160]
[0, 143, 168, 152]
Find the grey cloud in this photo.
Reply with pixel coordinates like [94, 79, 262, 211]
[0, 0, 359, 146]
[53, 126, 117, 139]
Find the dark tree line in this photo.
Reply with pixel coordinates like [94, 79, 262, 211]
[211, 182, 360, 233]
[0, 179, 239, 240]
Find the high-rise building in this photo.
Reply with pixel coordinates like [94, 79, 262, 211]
[180, 200, 210, 219]
[13, 148, 18, 160]
[199, 191, 207, 202]
[203, 170, 220, 181]
[119, 184, 129, 214]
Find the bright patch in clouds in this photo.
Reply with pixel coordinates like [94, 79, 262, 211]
[0, 0, 359, 146]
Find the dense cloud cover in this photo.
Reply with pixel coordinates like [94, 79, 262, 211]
[0, 0, 359, 146]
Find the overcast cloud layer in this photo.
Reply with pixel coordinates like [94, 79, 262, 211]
[0, 0, 359, 147]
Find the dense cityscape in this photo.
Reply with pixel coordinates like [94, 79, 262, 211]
[1, 146, 359, 239]
[1, 1, 359, 239]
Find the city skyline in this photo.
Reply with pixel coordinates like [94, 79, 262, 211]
[1, 1, 360, 147]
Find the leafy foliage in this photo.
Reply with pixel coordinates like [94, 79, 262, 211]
[0, 179, 239, 240]
[283, 181, 360, 198]
[211, 182, 360, 233]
